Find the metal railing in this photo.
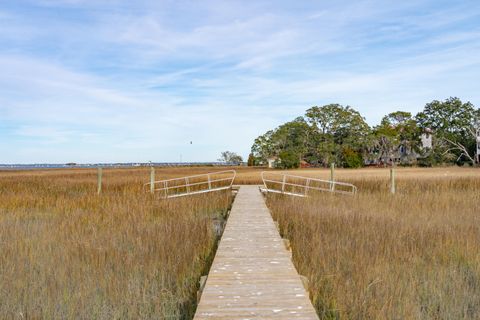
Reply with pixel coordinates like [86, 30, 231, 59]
[261, 171, 357, 197]
[146, 170, 236, 199]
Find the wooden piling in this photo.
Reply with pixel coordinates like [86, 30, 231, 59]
[150, 167, 155, 194]
[97, 167, 102, 195]
[390, 166, 396, 194]
[330, 163, 335, 191]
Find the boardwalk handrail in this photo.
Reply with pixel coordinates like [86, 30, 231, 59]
[261, 171, 357, 197]
[146, 170, 236, 198]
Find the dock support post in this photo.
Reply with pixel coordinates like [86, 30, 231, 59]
[150, 166, 155, 194]
[390, 166, 396, 194]
[97, 167, 102, 195]
[330, 163, 335, 192]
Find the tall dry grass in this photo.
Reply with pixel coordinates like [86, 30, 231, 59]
[0, 168, 232, 319]
[268, 174, 480, 319]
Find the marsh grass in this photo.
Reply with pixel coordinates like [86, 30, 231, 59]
[268, 175, 480, 319]
[2, 166, 479, 319]
[0, 168, 232, 319]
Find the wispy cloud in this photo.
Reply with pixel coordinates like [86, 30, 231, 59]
[0, 0, 479, 163]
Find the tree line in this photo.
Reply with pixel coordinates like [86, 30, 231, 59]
[249, 97, 480, 168]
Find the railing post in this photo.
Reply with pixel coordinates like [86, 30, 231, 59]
[164, 181, 168, 198]
[305, 178, 310, 197]
[185, 177, 190, 193]
[330, 163, 335, 192]
[150, 166, 155, 194]
[281, 175, 286, 193]
[208, 174, 212, 190]
[390, 166, 396, 194]
[97, 167, 102, 195]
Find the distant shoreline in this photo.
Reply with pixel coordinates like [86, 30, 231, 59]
[0, 162, 236, 170]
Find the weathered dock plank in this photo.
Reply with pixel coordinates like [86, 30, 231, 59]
[194, 185, 318, 319]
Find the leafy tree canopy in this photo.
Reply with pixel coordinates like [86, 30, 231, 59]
[416, 97, 475, 139]
[305, 104, 370, 146]
[416, 97, 479, 164]
[250, 98, 479, 168]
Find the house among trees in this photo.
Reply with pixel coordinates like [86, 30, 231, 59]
[251, 97, 480, 168]
[266, 156, 277, 168]
[421, 129, 433, 150]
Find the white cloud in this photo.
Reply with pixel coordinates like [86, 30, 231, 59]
[0, 0, 479, 163]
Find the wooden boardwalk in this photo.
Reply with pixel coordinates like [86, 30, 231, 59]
[194, 185, 318, 319]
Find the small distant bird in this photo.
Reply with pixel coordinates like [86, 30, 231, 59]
[190, 141, 192, 144]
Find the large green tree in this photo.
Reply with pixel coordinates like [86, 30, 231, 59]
[250, 98, 479, 168]
[250, 117, 311, 167]
[305, 104, 371, 166]
[271, 117, 311, 159]
[251, 130, 275, 164]
[416, 97, 479, 165]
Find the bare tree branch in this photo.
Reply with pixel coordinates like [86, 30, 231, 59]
[467, 126, 476, 138]
[443, 137, 476, 164]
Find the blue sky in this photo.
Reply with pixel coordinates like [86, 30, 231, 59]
[1, 0, 479, 163]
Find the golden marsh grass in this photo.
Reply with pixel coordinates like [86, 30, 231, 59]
[1, 166, 479, 319]
[267, 170, 480, 319]
[0, 168, 232, 319]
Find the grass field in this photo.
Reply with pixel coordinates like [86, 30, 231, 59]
[0, 168, 232, 319]
[1, 166, 479, 319]
[267, 168, 480, 319]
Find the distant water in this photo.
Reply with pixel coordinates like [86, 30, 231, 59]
[0, 162, 234, 170]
